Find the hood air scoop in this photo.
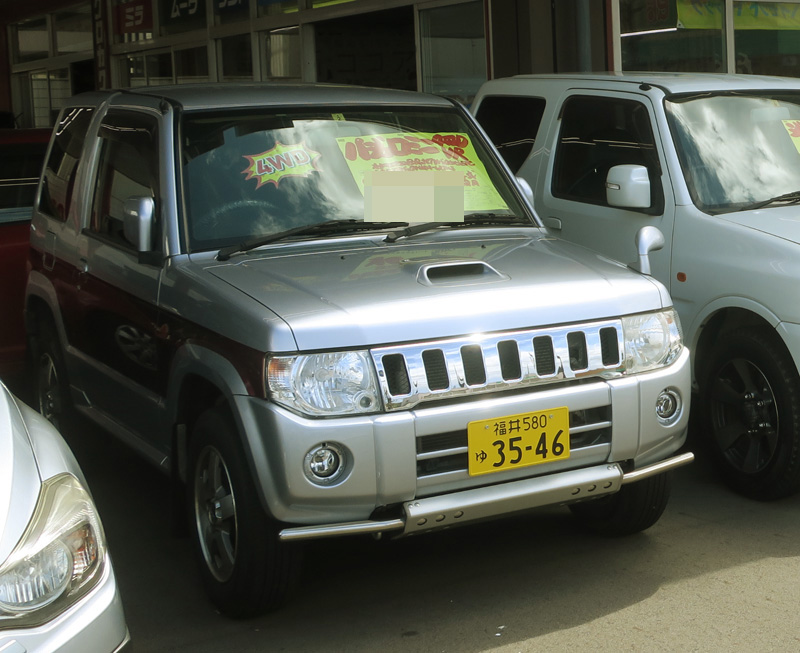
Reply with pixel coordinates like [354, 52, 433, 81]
[416, 260, 509, 286]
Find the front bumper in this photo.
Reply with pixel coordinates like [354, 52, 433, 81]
[278, 451, 694, 541]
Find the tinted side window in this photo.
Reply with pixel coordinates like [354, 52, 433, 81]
[475, 95, 545, 173]
[0, 141, 48, 211]
[553, 96, 662, 211]
[39, 107, 95, 221]
[89, 111, 160, 251]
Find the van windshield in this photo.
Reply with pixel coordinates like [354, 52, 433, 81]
[666, 92, 800, 214]
[180, 106, 525, 251]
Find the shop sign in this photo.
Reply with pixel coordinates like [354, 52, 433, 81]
[115, 0, 154, 34]
[216, 0, 249, 15]
[160, 0, 206, 30]
[678, 0, 800, 30]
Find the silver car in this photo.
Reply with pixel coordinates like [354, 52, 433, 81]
[0, 382, 130, 652]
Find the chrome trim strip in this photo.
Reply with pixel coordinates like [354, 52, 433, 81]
[279, 518, 404, 542]
[621, 451, 694, 485]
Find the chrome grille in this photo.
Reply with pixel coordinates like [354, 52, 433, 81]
[371, 319, 624, 411]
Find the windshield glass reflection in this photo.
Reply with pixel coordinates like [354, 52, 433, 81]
[181, 107, 522, 252]
[666, 92, 800, 214]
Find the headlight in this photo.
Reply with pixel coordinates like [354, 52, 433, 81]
[621, 309, 683, 374]
[267, 351, 381, 416]
[0, 474, 106, 627]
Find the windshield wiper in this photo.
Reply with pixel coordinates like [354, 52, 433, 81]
[217, 219, 408, 261]
[739, 190, 800, 212]
[383, 213, 532, 243]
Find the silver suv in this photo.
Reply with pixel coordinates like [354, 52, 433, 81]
[26, 84, 692, 617]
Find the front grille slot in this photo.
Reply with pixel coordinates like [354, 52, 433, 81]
[372, 318, 625, 411]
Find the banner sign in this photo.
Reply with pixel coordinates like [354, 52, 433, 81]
[677, 0, 800, 30]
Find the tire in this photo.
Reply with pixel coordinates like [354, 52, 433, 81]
[31, 317, 74, 432]
[189, 406, 301, 618]
[569, 472, 671, 536]
[702, 327, 800, 500]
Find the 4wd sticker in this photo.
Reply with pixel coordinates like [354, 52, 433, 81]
[336, 132, 507, 211]
[242, 142, 321, 189]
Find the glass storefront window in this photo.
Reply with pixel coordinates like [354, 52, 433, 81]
[733, 0, 800, 76]
[28, 68, 69, 127]
[54, 5, 93, 55]
[257, 0, 297, 18]
[219, 33, 254, 81]
[176, 47, 210, 83]
[122, 55, 147, 87]
[311, 0, 355, 6]
[159, 0, 207, 35]
[264, 27, 301, 79]
[11, 17, 50, 64]
[215, 0, 250, 24]
[418, 0, 487, 106]
[619, 0, 724, 72]
[147, 52, 174, 85]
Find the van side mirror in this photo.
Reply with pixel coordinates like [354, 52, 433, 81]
[634, 226, 665, 276]
[607, 164, 650, 209]
[123, 197, 155, 253]
[515, 176, 534, 204]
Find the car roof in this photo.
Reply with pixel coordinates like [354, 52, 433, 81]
[68, 82, 455, 111]
[496, 71, 800, 95]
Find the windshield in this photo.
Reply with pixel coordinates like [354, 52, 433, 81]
[666, 92, 800, 214]
[180, 105, 526, 252]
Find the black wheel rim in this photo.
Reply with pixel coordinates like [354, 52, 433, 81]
[37, 351, 62, 428]
[193, 445, 238, 583]
[709, 356, 779, 475]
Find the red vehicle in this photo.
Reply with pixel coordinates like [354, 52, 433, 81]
[0, 128, 51, 378]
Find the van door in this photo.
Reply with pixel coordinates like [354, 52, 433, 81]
[535, 92, 675, 284]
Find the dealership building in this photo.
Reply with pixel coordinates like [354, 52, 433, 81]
[2, 0, 800, 128]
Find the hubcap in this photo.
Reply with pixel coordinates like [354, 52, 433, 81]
[709, 357, 779, 475]
[193, 446, 238, 583]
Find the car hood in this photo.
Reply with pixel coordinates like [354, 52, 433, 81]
[206, 230, 669, 351]
[725, 206, 800, 244]
[0, 385, 41, 563]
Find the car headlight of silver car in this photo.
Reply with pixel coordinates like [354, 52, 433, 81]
[621, 308, 683, 374]
[267, 351, 381, 416]
[0, 473, 106, 627]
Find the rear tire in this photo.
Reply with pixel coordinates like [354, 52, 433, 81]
[189, 406, 300, 618]
[569, 472, 671, 536]
[31, 317, 74, 431]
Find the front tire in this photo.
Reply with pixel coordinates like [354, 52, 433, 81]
[569, 472, 671, 536]
[31, 317, 73, 431]
[702, 327, 800, 500]
[189, 406, 300, 617]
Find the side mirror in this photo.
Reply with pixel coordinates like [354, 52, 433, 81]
[607, 164, 650, 209]
[515, 175, 534, 205]
[634, 225, 665, 276]
[123, 197, 155, 253]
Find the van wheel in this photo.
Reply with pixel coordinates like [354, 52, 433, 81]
[703, 328, 800, 500]
[32, 317, 73, 431]
[569, 472, 671, 536]
[189, 406, 300, 618]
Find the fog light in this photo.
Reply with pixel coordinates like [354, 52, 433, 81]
[304, 443, 347, 485]
[656, 389, 681, 424]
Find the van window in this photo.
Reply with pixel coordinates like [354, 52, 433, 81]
[39, 107, 94, 222]
[475, 95, 545, 173]
[552, 95, 662, 212]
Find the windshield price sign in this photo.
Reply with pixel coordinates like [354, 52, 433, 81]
[468, 407, 570, 476]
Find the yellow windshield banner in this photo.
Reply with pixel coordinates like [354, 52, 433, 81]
[677, 0, 800, 30]
[782, 120, 800, 154]
[336, 132, 508, 212]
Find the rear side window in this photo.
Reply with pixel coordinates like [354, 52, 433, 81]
[552, 95, 662, 212]
[475, 95, 545, 173]
[39, 107, 95, 222]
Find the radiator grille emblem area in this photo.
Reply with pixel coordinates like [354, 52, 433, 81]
[371, 320, 624, 411]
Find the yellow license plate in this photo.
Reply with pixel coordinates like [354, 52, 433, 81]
[467, 406, 570, 476]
